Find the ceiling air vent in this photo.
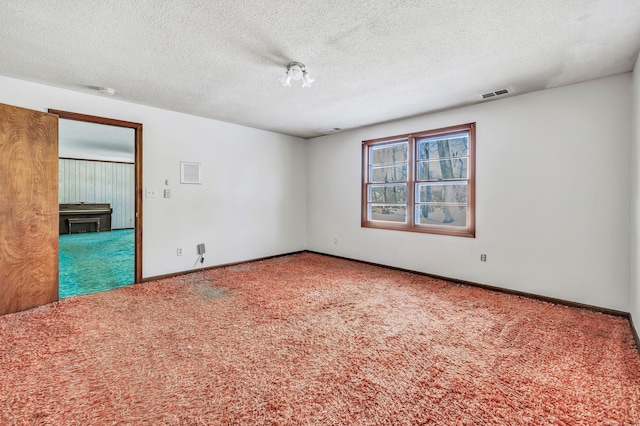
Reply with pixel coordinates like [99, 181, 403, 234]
[481, 88, 510, 99]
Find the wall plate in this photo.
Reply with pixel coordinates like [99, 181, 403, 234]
[180, 161, 202, 184]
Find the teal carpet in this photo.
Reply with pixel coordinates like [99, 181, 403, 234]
[59, 229, 134, 298]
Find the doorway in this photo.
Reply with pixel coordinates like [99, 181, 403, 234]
[49, 110, 143, 295]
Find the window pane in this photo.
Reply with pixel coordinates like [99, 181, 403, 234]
[416, 182, 467, 203]
[417, 133, 468, 161]
[370, 164, 408, 183]
[369, 184, 407, 203]
[416, 205, 467, 227]
[370, 204, 407, 222]
[370, 141, 408, 165]
[417, 158, 468, 180]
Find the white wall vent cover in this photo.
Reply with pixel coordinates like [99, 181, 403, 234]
[180, 161, 202, 184]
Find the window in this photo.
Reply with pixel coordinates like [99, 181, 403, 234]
[362, 123, 475, 237]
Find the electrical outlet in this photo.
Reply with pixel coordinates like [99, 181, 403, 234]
[177, 247, 183, 256]
[480, 254, 487, 262]
[145, 188, 157, 198]
[164, 189, 171, 198]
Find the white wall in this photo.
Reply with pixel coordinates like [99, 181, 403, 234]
[0, 75, 307, 278]
[631, 56, 640, 324]
[307, 74, 632, 312]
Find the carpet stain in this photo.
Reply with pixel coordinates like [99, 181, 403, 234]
[194, 284, 230, 300]
[1, 253, 639, 425]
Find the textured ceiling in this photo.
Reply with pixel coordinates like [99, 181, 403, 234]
[1, 0, 639, 139]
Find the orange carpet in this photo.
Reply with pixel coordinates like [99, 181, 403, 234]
[1, 253, 639, 424]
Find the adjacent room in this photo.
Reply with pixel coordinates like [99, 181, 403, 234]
[1, 1, 639, 424]
[58, 118, 136, 297]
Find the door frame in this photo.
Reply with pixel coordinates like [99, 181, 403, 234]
[49, 109, 143, 284]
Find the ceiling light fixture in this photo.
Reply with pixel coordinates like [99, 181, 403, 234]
[280, 62, 314, 87]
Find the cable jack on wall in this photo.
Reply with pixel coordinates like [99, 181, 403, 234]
[197, 243, 206, 271]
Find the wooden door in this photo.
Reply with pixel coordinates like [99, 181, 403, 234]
[0, 103, 59, 315]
